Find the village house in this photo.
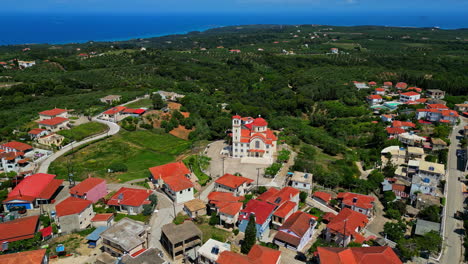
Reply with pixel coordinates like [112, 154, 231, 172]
[28, 128, 49, 140]
[55, 197, 94, 233]
[383, 81, 393, 88]
[161, 221, 202, 261]
[273, 211, 317, 251]
[368, 81, 377, 86]
[410, 174, 439, 196]
[122, 108, 146, 117]
[398, 132, 425, 146]
[101, 217, 149, 257]
[271, 201, 297, 230]
[0, 151, 28, 173]
[382, 178, 410, 200]
[207, 192, 244, 228]
[324, 208, 369, 247]
[69, 177, 107, 203]
[149, 162, 194, 203]
[238, 199, 276, 238]
[197, 238, 231, 264]
[399, 91, 421, 102]
[337, 192, 375, 217]
[119, 248, 166, 264]
[101, 106, 127, 122]
[415, 193, 441, 209]
[18, 60, 36, 68]
[257, 187, 300, 229]
[37, 133, 64, 147]
[375, 88, 385, 95]
[289, 171, 312, 192]
[313, 191, 332, 205]
[354, 82, 369, 90]
[0, 215, 40, 249]
[426, 89, 445, 99]
[407, 147, 425, 161]
[316, 246, 402, 264]
[395, 82, 408, 90]
[107, 187, 152, 215]
[217, 244, 281, 264]
[91, 213, 115, 228]
[100, 95, 121, 104]
[38, 117, 69, 132]
[381, 114, 396, 123]
[156, 91, 185, 101]
[3, 173, 63, 211]
[418, 160, 445, 179]
[417, 108, 459, 124]
[455, 103, 468, 112]
[231, 115, 278, 163]
[183, 199, 207, 218]
[392, 120, 416, 130]
[366, 95, 383, 105]
[414, 219, 440, 236]
[0, 249, 48, 264]
[381, 146, 407, 166]
[0, 141, 33, 153]
[214, 173, 253, 196]
[39, 108, 68, 121]
[386, 127, 405, 138]
[431, 138, 448, 151]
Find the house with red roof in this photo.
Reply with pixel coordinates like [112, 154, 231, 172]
[208, 191, 244, 228]
[0, 249, 48, 264]
[316, 246, 402, 264]
[107, 187, 152, 215]
[91, 213, 115, 228]
[407, 87, 422, 93]
[368, 81, 377, 86]
[383, 82, 393, 88]
[39, 108, 68, 120]
[274, 211, 317, 251]
[214, 173, 253, 196]
[395, 82, 408, 90]
[366, 94, 383, 105]
[28, 128, 49, 140]
[374, 87, 386, 95]
[313, 191, 332, 205]
[38, 117, 69, 132]
[238, 199, 276, 237]
[392, 120, 416, 130]
[0, 215, 40, 247]
[324, 208, 369, 247]
[3, 173, 63, 211]
[271, 200, 297, 230]
[380, 114, 396, 123]
[417, 108, 459, 124]
[399, 91, 421, 102]
[69, 177, 107, 203]
[0, 141, 33, 153]
[0, 150, 28, 174]
[55, 197, 94, 233]
[231, 115, 278, 164]
[122, 108, 146, 117]
[217, 244, 281, 264]
[257, 187, 300, 229]
[386, 127, 405, 138]
[337, 192, 375, 217]
[149, 162, 194, 203]
[101, 106, 127, 121]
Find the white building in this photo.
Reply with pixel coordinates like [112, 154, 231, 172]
[197, 239, 231, 264]
[290, 171, 312, 192]
[399, 92, 421, 102]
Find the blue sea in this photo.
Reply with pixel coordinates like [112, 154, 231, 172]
[0, 12, 466, 45]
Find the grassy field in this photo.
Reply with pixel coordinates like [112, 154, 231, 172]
[114, 213, 150, 223]
[49, 130, 191, 182]
[58, 121, 108, 141]
[196, 220, 231, 243]
[183, 155, 211, 186]
[125, 98, 152, 108]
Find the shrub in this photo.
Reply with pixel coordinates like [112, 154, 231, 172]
[209, 212, 220, 226]
[142, 204, 153, 216]
[233, 229, 239, 236]
[108, 162, 128, 172]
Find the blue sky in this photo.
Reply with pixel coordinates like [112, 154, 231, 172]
[3, 0, 467, 13]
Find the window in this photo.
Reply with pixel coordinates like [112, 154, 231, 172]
[255, 141, 260, 149]
[303, 183, 306, 187]
[180, 191, 183, 194]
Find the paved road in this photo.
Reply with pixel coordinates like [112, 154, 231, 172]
[440, 117, 466, 264]
[37, 118, 120, 173]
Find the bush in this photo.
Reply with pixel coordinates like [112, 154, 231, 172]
[108, 162, 128, 172]
[209, 212, 220, 226]
[142, 204, 153, 216]
[257, 186, 267, 194]
[140, 123, 153, 129]
[299, 191, 308, 203]
[233, 229, 239, 236]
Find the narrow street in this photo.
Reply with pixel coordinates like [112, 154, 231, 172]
[440, 117, 466, 264]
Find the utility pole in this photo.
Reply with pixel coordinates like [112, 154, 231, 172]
[256, 168, 261, 192]
[343, 219, 348, 247]
[221, 157, 226, 176]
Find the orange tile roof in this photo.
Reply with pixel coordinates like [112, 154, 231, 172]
[208, 191, 244, 205]
[164, 176, 194, 191]
[4, 173, 58, 202]
[1, 141, 33, 151]
[69, 177, 105, 196]
[218, 202, 243, 216]
[215, 173, 253, 189]
[0, 215, 39, 243]
[313, 191, 332, 202]
[38, 117, 68, 126]
[0, 249, 47, 263]
[240, 199, 276, 225]
[55, 197, 92, 217]
[257, 188, 279, 201]
[337, 192, 375, 209]
[327, 208, 368, 237]
[401, 91, 419, 96]
[39, 108, 67, 116]
[217, 245, 281, 264]
[91, 213, 114, 222]
[38, 179, 63, 200]
[261, 187, 300, 207]
[367, 95, 382, 100]
[395, 82, 407, 89]
[427, 104, 448, 109]
[386, 127, 405, 135]
[149, 161, 190, 180]
[275, 211, 317, 247]
[273, 201, 296, 218]
[103, 106, 126, 115]
[317, 246, 402, 264]
[107, 187, 151, 207]
[383, 82, 393, 86]
[28, 128, 46, 135]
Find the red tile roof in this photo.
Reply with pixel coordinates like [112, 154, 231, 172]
[39, 226, 52, 238]
[395, 82, 407, 89]
[38, 117, 68, 126]
[337, 192, 375, 209]
[240, 199, 276, 225]
[259, 187, 300, 206]
[217, 251, 251, 264]
[427, 104, 448, 110]
[38, 179, 64, 200]
[149, 161, 190, 180]
[28, 128, 46, 135]
[368, 81, 377, 85]
[386, 127, 405, 135]
[232, 115, 242, 119]
[91, 213, 114, 222]
[56, 197, 92, 217]
[317, 246, 402, 264]
[407, 87, 422, 92]
[0, 215, 39, 243]
[0, 249, 47, 263]
[252, 117, 268, 127]
[401, 91, 420, 96]
[383, 82, 393, 86]
[367, 95, 382, 100]
[375, 88, 385, 92]
[415, 98, 427, 103]
[164, 176, 194, 192]
[107, 187, 151, 207]
[218, 202, 243, 216]
[327, 208, 368, 237]
[215, 173, 253, 189]
[69, 177, 105, 196]
[217, 245, 281, 264]
[257, 188, 279, 201]
[273, 201, 297, 218]
[0, 151, 24, 161]
[39, 108, 67, 116]
[4, 173, 60, 203]
[313, 191, 332, 203]
[1, 141, 33, 152]
[392, 121, 415, 128]
[103, 106, 126, 115]
[208, 191, 244, 205]
[275, 211, 317, 247]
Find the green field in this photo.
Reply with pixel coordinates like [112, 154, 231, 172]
[125, 98, 152, 108]
[49, 130, 191, 182]
[57, 121, 108, 141]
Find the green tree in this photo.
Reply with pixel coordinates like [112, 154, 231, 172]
[418, 205, 441, 223]
[152, 93, 165, 109]
[142, 204, 153, 216]
[241, 214, 257, 254]
[149, 194, 158, 206]
[299, 191, 308, 203]
[383, 221, 406, 241]
[209, 212, 219, 226]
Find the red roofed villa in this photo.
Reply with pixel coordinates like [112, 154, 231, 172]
[325, 208, 369, 247]
[0, 215, 40, 246]
[38, 116, 69, 132]
[0, 141, 33, 153]
[55, 197, 94, 233]
[337, 192, 375, 216]
[316, 246, 402, 264]
[149, 161, 194, 203]
[238, 199, 276, 237]
[366, 94, 383, 105]
[39, 108, 68, 120]
[274, 211, 318, 251]
[69, 177, 107, 203]
[313, 191, 332, 204]
[107, 187, 152, 215]
[214, 173, 253, 196]
[208, 191, 244, 228]
[91, 213, 115, 228]
[400, 91, 421, 102]
[0, 249, 48, 264]
[217, 244, 281, 264]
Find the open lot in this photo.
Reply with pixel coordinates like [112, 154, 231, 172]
[58, 121, 108, 141]
[49, 130, 190, 182]
[124, 98, 152, 108]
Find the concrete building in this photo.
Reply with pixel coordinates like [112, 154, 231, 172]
[38, 108, 68, 121]
[160, 221, 202, 261]
[37, 133, 64, 146]
[38, 117, 69, 132]
[149, 162, 195, 204]
[274, 211, 317, 251]
[55, 197, 94, 233]
[214, 173, 253, 196]
[207, 192, 244, 228]
[120, 248, 166, 264]
[289, 171, 312, 192]
[197, 239, 231, 264]
[238, 199, 276, 238]
[426, 89, 445, 99]
[431, 138, 448, 151]
[91, 213, 115, 228]
[399, 92, 421, 102]
[183, 199, 207, 219]
[69, 177, 107, 203]
[101, 218, 148, 257]
[107, 187, 152, 215]
[366, 95, 383, 105]
[414, 219, 440, 236]
[100, 95, 121, 104]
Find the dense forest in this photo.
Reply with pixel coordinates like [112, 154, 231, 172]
[0, 24, 467, 190]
